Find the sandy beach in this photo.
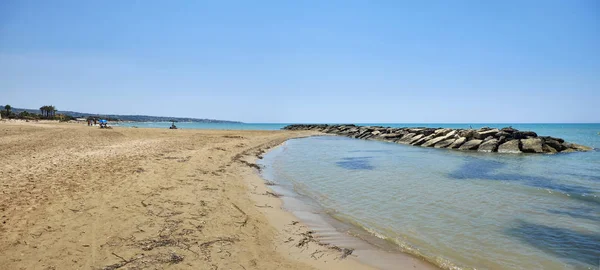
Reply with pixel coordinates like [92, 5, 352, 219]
[0, 122, 370, 270]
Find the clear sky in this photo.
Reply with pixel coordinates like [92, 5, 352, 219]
[1, 0, 598, 123]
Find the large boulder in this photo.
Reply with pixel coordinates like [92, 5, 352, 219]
[521, 138, 543, 153]
[422, 131, 457, 147]
[483, 136, 495, 142]
[497, 136, 507, 145]
[411, 134, 434, 145]
[434, 128, 452, 136]
[421, 128, 438, 136]
[542, 144, 558, 154]
[498, 140, 521, 153]
[380, 133, 404, 139]
[445, 130, 458, 138]
[494, 131, 511, 138]
[434, 138, 456, 148]
[513, 131, 538, 140]
[544, 136, 564, 143]
[570, 143, 593, 152]
[449, 137, 467, 148]
[458, 139, 483, 150]
[474, 129, 500, 140]
[408, 128, 426, 133]
[500, 127, 517, 133]
[478, 139, 499, 152]
[458, 130, 477, 139]
[397, 133, 416, 144]
[409, 134, 426, 145]
[543, 138, 565, 151]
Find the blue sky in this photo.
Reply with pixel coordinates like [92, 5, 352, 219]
[1, 0, 598, 123]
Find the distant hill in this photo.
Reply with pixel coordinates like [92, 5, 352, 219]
[3, 105, 242, 123]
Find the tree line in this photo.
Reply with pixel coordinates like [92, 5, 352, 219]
[1, 104, 75, 121]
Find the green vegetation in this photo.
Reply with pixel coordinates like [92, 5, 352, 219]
[39, 105, 57, 118]
[1, 104, 75, 122]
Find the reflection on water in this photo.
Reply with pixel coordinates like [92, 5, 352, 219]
[261, 124, 600, 270]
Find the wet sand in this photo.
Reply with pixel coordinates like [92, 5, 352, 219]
[0, 121, 432, 269]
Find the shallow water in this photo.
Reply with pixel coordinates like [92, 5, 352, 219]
[259, 124, 600, 270]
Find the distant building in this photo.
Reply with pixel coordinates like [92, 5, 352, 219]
[75, 118, 87, 122]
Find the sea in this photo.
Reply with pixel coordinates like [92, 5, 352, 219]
[121, 122, 600, 269]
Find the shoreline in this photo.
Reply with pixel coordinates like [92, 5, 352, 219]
[246, 138, 439, 270]
[239, 139, 375, 269]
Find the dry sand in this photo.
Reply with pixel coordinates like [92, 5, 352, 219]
[0, 122, 433, 270]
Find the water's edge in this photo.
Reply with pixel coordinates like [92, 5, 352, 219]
[256, 138, 443, 270]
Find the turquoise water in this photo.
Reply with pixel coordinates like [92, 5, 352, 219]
[258, 124, 600, 270]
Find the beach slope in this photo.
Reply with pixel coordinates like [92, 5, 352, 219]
[0, 122, 374, 270]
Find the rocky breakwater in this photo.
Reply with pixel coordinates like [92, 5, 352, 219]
[283, 124, 593, 154]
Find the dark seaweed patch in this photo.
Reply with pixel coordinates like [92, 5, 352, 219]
[547, 206, 600, 222]
[348, 150, 393, 153]
[448, 157, 598, 205]
[506, 219, 600, 267]
[336, 157, 374, 170]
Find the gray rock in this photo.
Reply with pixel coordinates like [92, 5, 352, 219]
[521, 138, 543, 153]
[434, 128, 452, 136]
[570, 143, 593, 151]
[409, 134, 426, 145]
[411, 134, 434, 145]
[408, 128, 425, 133]
[494, 131, 510, 138]
[542, 144, 558, 154]
[371, 130, 381, 136]
[445, 130, 457, 138]
[381, 133, 403, 139]
[497, 136, 507, 145]
[483, 136, 495, 142]
[458, 129, 477, 139]
[513, 131, 537, 139]
[544, 136, 564, 143]
[501, 127, 517, 133]
[422, 132, 456, 147]
[458, 139, 483, 150]
[421, 128, 438, 136]
[397, 133, 416, 144]
[478, 139, 499, 152]
[474, 129, 500, 140]
[544, 139, 564, 151]
[434, 138, 456, 148]
[498, 140, 521, 153]
[449, 137, 467, 148]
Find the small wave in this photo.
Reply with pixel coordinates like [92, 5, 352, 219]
[331, 213, 468, 270]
